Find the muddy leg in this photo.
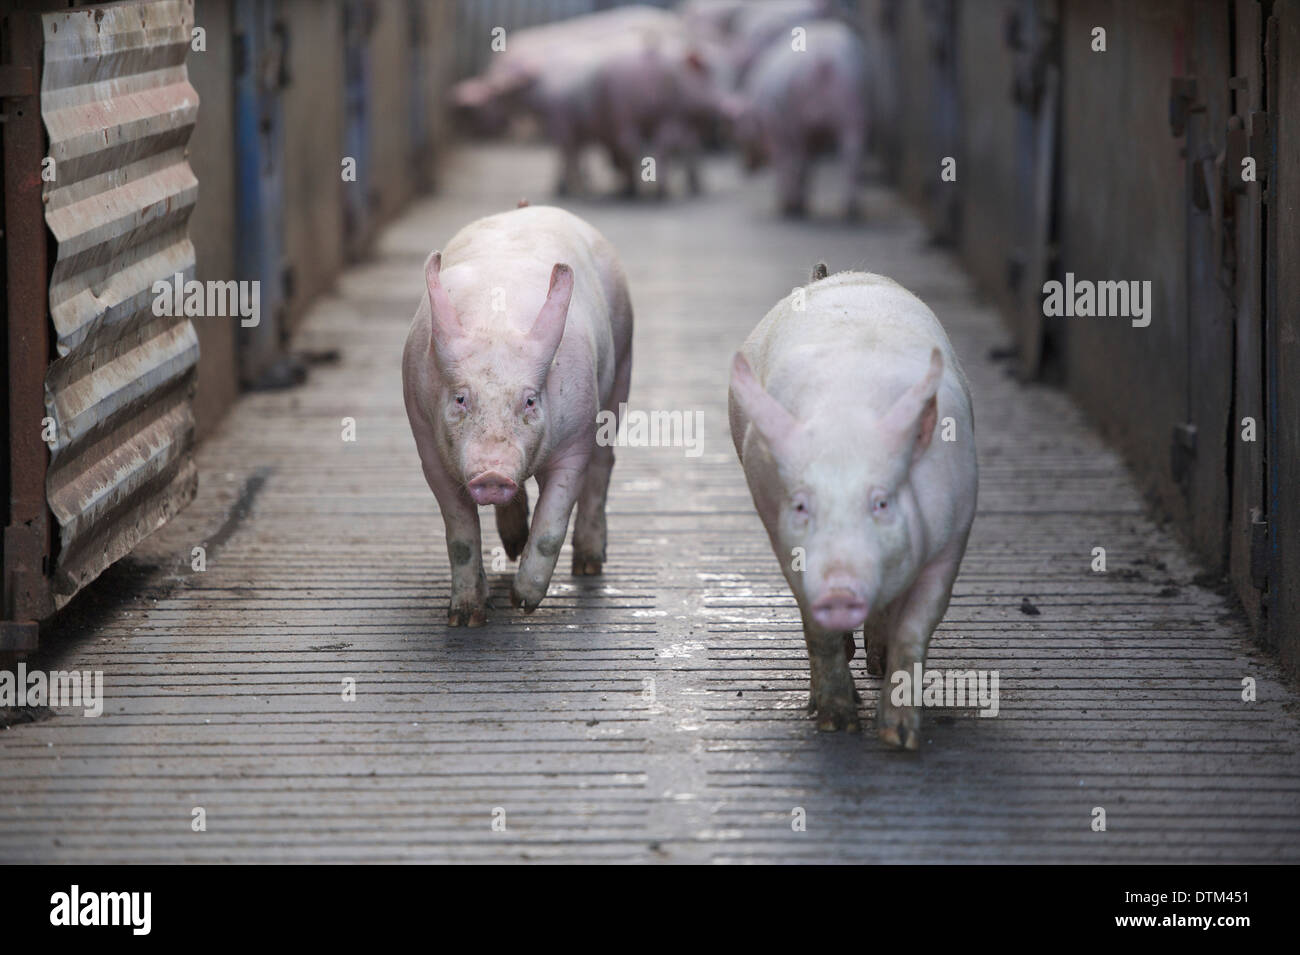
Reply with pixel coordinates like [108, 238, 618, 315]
[804, 618, 860, 732]
[511, 462, 585, 611]
[572, 444, 613, 575]
[433, 482, 487, 628]
[876, 551, 962, 749]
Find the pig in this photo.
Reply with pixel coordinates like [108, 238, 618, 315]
[727, 0, 835, 87]
[450, 7, 688, 195]
[593, 37, 732, 198]
[730, 19, 868, 218]
[402, 206, 634, 625]
[728, 266, 978, 749]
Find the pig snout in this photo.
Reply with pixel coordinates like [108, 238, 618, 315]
[467, 471, 519, 506]
[810, 576, 869, 631]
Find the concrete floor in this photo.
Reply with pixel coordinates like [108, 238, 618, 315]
[3, 144, 1299, 862]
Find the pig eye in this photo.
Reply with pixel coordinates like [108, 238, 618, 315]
[871, 491, 890, 517]
[525, 396, 537, 408]
[454, 394, 466, 406]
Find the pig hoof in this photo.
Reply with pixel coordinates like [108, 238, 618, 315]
[878, 710, 922, 751]
[810, 695, 860, 732]
[447, 606, 487, 628]
[572, 556, 603, 576]
[816, 711, 860, 733]
[509, 585, 542, 614]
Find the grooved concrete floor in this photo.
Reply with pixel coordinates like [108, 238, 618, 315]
[3, 144, 1299, 863]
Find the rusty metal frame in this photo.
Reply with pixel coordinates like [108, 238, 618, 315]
[1, 5, 52, 651]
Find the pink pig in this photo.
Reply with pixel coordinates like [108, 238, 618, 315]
[730, 19, 868, 218]
[729, 267, 978, 748]
[402, 206, 633, 625]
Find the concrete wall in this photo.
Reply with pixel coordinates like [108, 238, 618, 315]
[877, 0, 1300, 675]
[186, 0, 239, 439]
[1057, 0, 1191, 529]
[183, 0, 455, 388]
[1271, 0, 1300, 676]
[955, 0, 1022, 323]
[890, 1, 939, 210]
[283, 0, 346, 331]
[421, 0, 458, 188]
[367, 1, 417, 226]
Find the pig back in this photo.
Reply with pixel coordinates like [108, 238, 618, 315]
[743, 271, 973, 432]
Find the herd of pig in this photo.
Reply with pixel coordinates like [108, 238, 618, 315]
[451, 0, 875, 218]
[406, 3, 978, 751]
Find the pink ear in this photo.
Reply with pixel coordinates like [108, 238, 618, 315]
[882, 348, 944, 463]
[424, 251, 463, 358]
[730, 352, 799, 456]
[528, 264, 573, 361]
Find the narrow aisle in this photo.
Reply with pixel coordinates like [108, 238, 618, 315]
[1, 144, 1296, 862]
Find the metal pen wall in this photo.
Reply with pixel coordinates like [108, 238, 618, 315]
[873, 0, 1300, 677]
[1, 0, 457, 640]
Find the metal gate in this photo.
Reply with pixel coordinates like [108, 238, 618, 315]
[233, 0, 287, 386]
[343, 0, 374, 261]
[1266, 0, 1300, 675]
[39, 0, 201, 609]
[1008, 0, 1060, 379]
[1227, 0, 1269, 631]
[924, 0, 961, 244]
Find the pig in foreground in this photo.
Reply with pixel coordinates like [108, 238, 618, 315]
[731, 19, 867, 218]
[403, 206, 633, 625]
[728, 267, 978, 748]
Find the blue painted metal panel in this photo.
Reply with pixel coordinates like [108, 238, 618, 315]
[343, 0, 373, 260]
[233, 0, 286, 385]
[408, 0, 431, 189]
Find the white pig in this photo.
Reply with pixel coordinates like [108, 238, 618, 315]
[731, 19, 868, 218]
[728, 266, 978, 748]
[402, 206, 634, 625]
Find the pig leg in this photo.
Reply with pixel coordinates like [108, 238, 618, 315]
[572, 444, 613, 575]
[609, 124, 642, 198]
[574, 343, 630, 573]
[876, 547, 964, 750]
[550, 114, 584, 196]
[802, 614, 860, 732]
[862, 599, 896, 676]
[557, 141, 583, 197]
[511, 459, 587, 611]
[662, 120, 704, 197]
[428, 475, 488, 628]
[839, 122, 865, 220]
[774, 137, 809, 217]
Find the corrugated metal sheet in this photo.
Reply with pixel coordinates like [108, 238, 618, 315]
[40, 0, 200, 605]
